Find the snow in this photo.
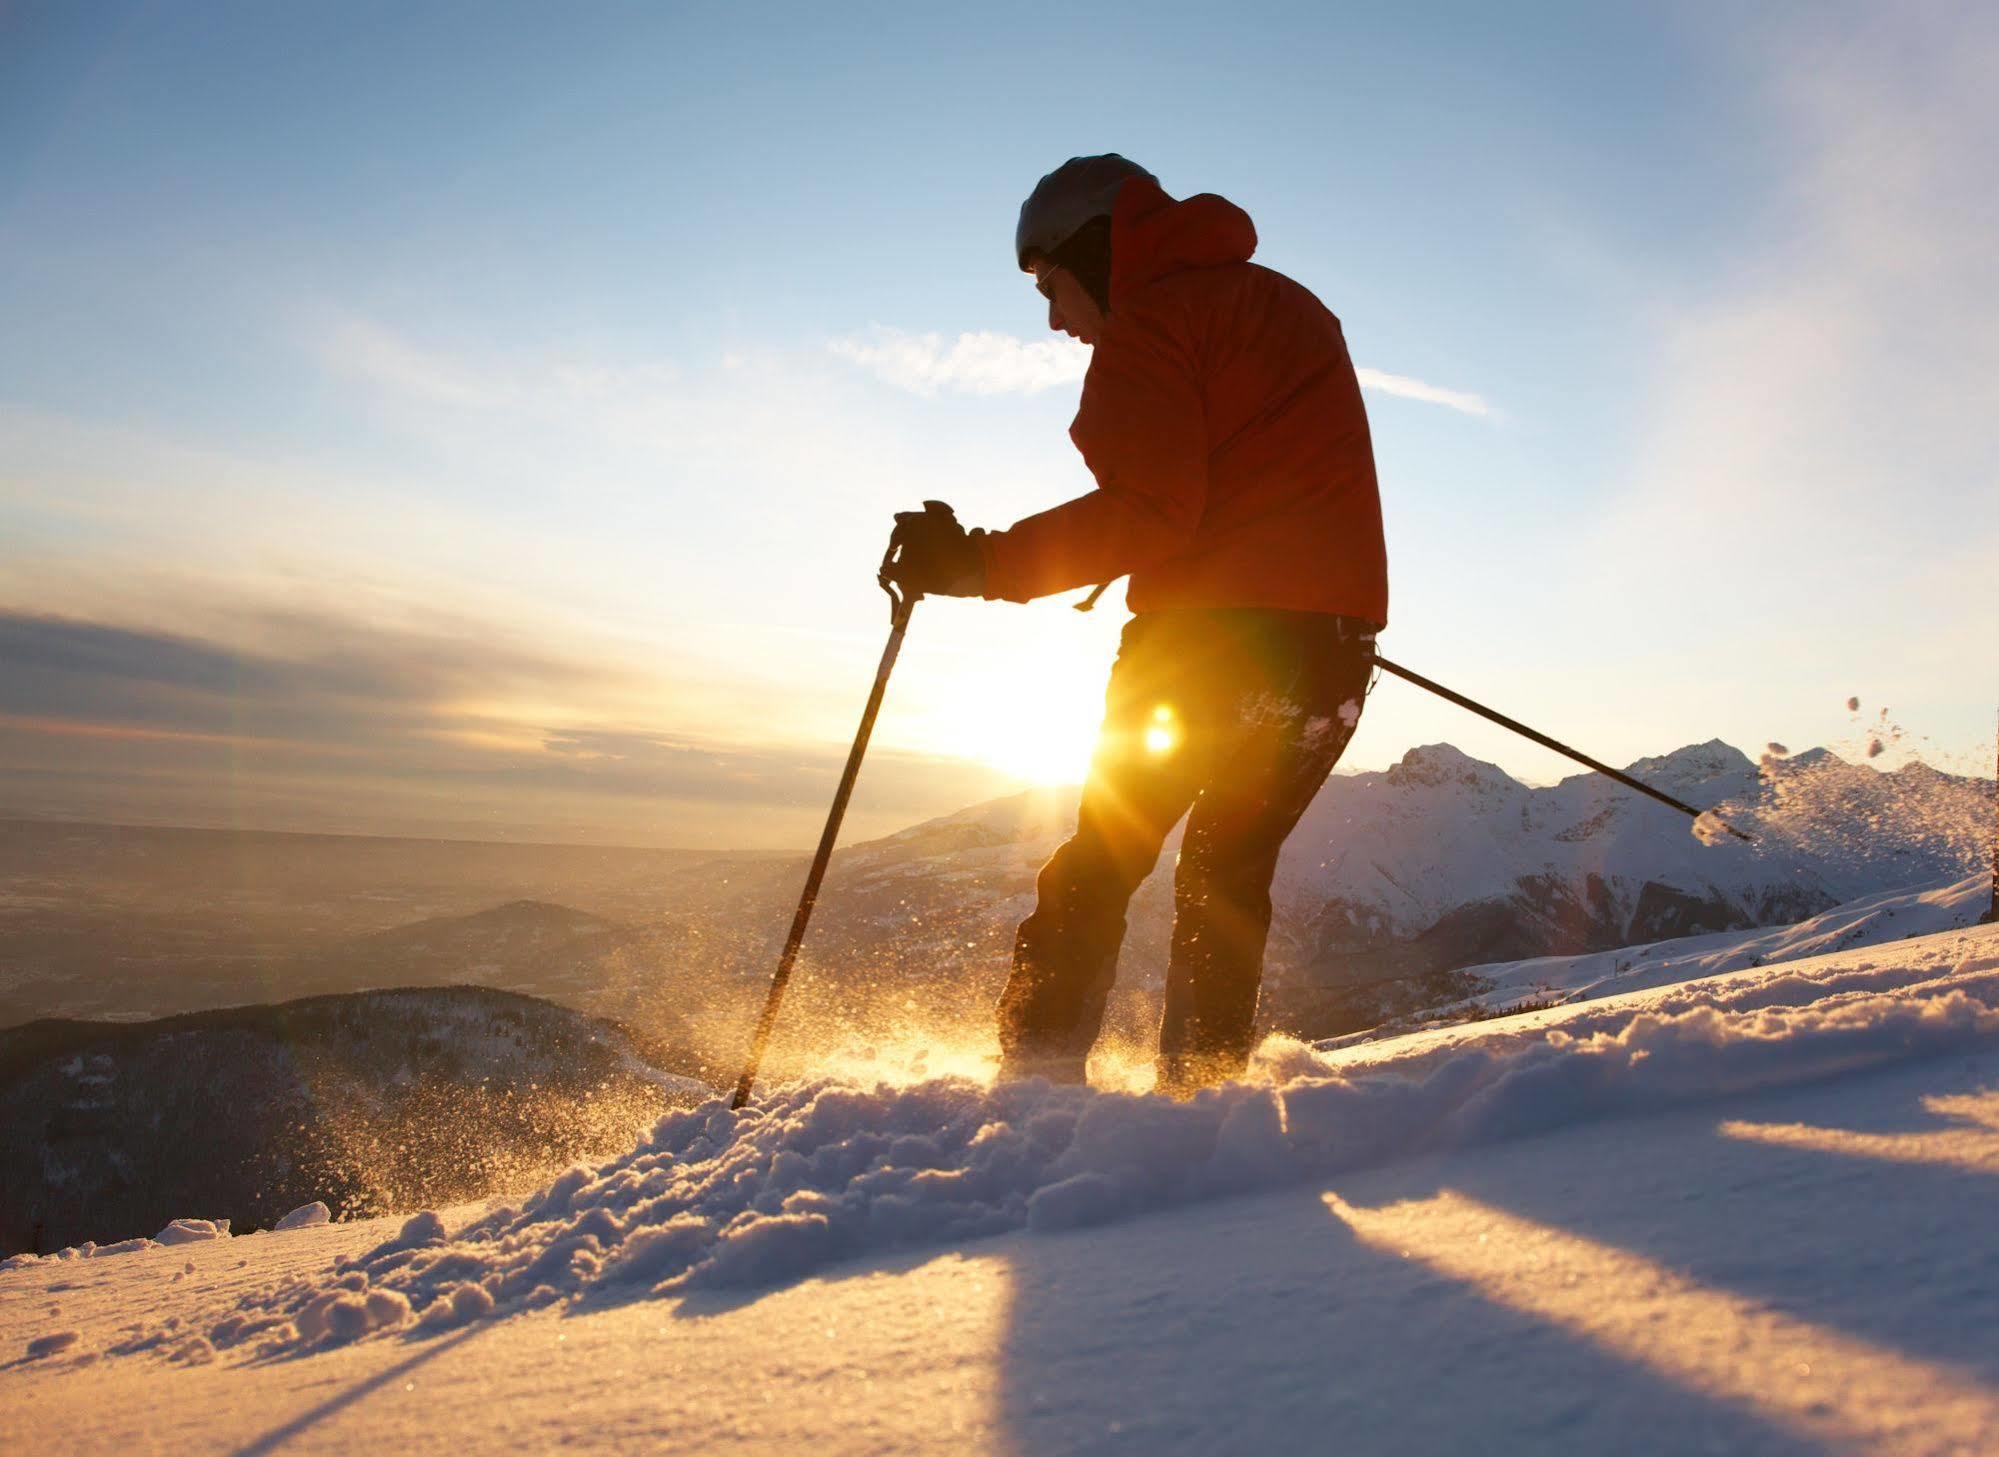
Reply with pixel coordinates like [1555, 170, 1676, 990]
[152, 1217, 230, 1246]
[8, 1218, 234, 1265]
[2, 1236, 159, 1267]
[22, 1330, 82, 1360]
[1426, 871, 1990, 1020]
[275, 1201, 333, 1232]
[6, 920, 1997, 1452]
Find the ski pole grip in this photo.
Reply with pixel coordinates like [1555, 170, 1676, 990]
[878, 502, 958, 621]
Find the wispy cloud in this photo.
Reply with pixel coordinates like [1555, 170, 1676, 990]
[829, 326, 1090, 396]
[833, 323, 1495, 418]
[1354, 367, 1499, 419]
[315, 315, 501, 409]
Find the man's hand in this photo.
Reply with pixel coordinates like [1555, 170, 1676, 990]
[884, 500, 988, 598]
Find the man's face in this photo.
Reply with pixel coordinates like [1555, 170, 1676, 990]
[1032, 261, 1105, 345]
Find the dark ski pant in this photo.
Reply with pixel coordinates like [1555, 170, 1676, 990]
[996, 608, 1376, 1091]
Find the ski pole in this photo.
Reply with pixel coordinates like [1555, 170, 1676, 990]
[729, 513, 936, 1109]
[1369, 653, 1753, 841]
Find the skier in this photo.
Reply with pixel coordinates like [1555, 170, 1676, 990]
[886, 155, 1388, 1094]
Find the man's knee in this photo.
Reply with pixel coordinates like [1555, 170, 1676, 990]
[1035, 823, 1159, 911]
[1175, 827, 1285, 908]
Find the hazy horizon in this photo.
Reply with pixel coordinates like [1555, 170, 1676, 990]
[2, 728, 1983, 854]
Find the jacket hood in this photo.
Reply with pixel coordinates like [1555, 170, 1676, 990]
[1109, 177, 1258, 307]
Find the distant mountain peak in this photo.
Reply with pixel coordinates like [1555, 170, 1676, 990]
[1386, 743, 1520, 792]
[1621, 740, 1756, 787]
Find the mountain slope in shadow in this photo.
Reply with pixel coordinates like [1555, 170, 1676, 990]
[1, 984, 708, 1255]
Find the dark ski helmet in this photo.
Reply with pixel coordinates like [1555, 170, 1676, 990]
[1015, 154, 1157, 270]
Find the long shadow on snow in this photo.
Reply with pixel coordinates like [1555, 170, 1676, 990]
[620, 1172, 1842, 1455]
[983, 1182, 1844, 1457]
[227, 1321, 494, 1457]
[980, 1047, 1999, 1456]
[1405, 1040, 1999, 1378]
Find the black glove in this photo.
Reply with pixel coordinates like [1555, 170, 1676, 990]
[884, 500, 988, 598]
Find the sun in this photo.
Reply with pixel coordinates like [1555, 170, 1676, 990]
[905, 656, 1104, 786]
[966, 696, 1099, 784]
[886, 615, 1129, 787]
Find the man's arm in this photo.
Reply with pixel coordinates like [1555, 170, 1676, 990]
[980, 304, 1208, 602]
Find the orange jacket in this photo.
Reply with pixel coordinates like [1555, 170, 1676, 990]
[980, 178, 1388, 626]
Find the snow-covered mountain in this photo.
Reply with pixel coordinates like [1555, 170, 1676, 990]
[762, 741, 1990, 1044]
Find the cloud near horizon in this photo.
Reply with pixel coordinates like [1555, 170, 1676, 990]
[0, 606, 1023, 847]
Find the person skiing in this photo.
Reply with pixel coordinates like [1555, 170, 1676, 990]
[886, 154, 1387, 1095]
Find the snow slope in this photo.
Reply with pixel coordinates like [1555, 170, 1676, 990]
[5, 918, 1999, 1454]
[1406, 870, 1994, 1026]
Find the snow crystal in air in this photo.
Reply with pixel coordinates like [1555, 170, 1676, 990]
[1699, 724, 1988, 891]
[1690, 810, 1738, 846]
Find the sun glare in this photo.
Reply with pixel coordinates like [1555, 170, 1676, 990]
[906, 647, 1108, 786]
[918, 683, 1184, 785]
[973, 703, 1098, 785]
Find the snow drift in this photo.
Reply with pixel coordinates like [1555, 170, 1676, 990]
[106, 924, 1999, 1363]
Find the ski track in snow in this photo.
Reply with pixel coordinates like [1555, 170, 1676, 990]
[25, 923, 1994, 1367]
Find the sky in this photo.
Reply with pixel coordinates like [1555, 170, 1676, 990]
[1, 1, 1994, 849]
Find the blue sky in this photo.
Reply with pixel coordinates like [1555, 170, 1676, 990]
[2, 2, 1993, 846]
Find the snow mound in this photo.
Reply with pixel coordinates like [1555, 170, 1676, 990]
[273, 1202, 331, 1232]
[1, 1235, 161, 1270]
[153, 1218, 230, 1246]
[160, 927, 1999, 1361]
[1, 1217, 232, 1273]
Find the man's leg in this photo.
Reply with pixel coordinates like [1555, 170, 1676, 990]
[996, 618, 1210, 1079]
[1158, 619, 1374, 1092]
